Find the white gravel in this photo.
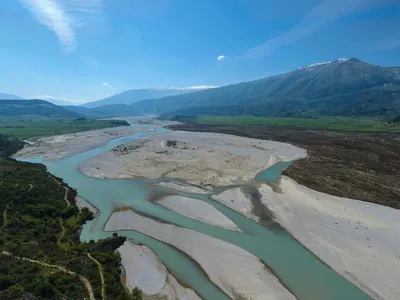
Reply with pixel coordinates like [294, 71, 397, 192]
[157, 195, 242, 232]
[260, 177, 400, 300]
[80, 130, 305, 186]
[105, 210, 296, 300]
[14, 126, 153, 160]
[213, 188, 258, 222]
[118, 242, 200, 299]
[118, 242, 167, 295]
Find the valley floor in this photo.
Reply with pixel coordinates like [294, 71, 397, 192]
[168, 122, 400, 208]
[13, 117, 400, 300]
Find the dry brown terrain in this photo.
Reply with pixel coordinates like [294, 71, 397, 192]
[168, 123, 400, 208]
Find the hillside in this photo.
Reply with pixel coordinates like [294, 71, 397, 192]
[0, 93, 23, 100]
[128, 58, 400, 117]
[0, 100, 82, 118]
[82, 87, 215, 108]
[65, 104, 135, 117]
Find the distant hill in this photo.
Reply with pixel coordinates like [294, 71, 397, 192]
[0, 93, 24, 100]
[38, 96, 78, 106]
[82, 87, 216, 108]
[0, 100, 82, 118]
[127, 58, 400, 118]
[64, 104, 135, 118]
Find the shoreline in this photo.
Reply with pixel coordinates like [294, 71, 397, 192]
[106, 209, 297, 300]
[117, 241, 201, 299]
[14, 125, 154, 161]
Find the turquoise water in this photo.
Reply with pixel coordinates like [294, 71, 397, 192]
[255, 160, 293, 182]
[20, 125, 373, 300]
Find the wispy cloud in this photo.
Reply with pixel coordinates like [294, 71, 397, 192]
[157, 86, 219, 91]
[19, 0, 102, 52]
[102, 82, 111, 87]
[242, 0, 380, 59]
[35, 95, 84, 104]
[217, 55, 226, 61]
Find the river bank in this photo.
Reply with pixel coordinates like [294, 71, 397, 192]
[260, 177, 400, 300]
[118, 242, 201, 299]
[14, 125, 154, 160]
[106, 210, 297, 300]
[168, 122, 400, 208]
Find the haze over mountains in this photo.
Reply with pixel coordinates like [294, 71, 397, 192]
[0, 93, 24, 100]
[82, 86, 217, 108]
[2, 58, 400, 119]
[126, 58, 400, 117]
[0, 100, 81, 118]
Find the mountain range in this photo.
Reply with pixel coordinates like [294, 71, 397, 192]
[0, 93, 24, 100]
[81, 86, 217, 108]
[125, 58, 400, 117]
[0, 100, 81, 118]
[2, 58, 400, 119]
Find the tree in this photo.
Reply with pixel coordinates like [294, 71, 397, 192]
[131, 287, 143, 300]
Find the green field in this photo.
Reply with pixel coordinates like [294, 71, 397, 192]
[0, 116, 129, 139]
[173, 115, 400, 133]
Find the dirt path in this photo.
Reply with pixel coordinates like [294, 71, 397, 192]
[1, 250, 95, 300]
[1, 184, 33, 231]
[57, 219, 65, 244]
[87, 252, 106, 300]
[49, 175, 70, 207]
[0, 203, 9, 231]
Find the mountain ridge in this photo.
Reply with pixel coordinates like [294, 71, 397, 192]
[82, 86, 217, 108]
[126, 58, 400, 117]
[0, 99, 82, 118]
[0, 93, 24, 100]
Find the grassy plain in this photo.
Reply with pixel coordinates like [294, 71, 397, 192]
[0, 115, 129, 139]
[172, 115, 400, 133]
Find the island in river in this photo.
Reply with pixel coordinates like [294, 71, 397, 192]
[13, 117, 400, 300]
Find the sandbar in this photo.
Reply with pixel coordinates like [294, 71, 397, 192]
[80, 130, 306, 186]
[14, 126, 153, 160]
[105, 210, 296, 300]
[157, 195, 242, 232]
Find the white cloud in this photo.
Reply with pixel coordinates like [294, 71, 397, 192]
[102, 82, 111, 87]
[157, 86, 218, 91]
[217, 55, 226, 61]
[242, 0, 382, 59]
[19, 0, 102, 52]
[34, 95, 84, 104]
[187, 85, 218, 90]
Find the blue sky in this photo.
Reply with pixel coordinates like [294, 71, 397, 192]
[0, 0, 399, 104]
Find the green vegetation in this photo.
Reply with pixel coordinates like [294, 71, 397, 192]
[0, 134, 24, 157]
[0, 116, 129, 139]
[131, 287, 144, 300]
[126, 58, 400, 118]
[0, 136, 137, 299]
[169, 119, 400, 208]
[0, 99, 81, 118]
[171, 115, 400, 133]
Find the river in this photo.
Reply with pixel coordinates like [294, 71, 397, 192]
[20, 124, 373, 300]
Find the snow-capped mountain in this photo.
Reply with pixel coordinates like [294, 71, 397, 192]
[302, 58, 350, 70]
